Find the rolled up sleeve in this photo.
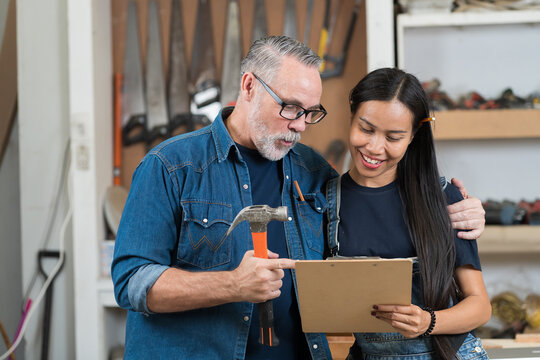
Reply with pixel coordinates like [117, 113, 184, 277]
[127, 264, 169, 313]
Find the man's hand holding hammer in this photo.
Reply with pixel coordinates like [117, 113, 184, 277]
[146, 250, 294, 314]
[232, 249, 296, 303]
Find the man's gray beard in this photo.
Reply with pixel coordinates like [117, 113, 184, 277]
[248, 109, 301, 161]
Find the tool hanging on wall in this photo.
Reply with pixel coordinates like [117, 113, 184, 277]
[103, 73, 129, 237]
[168, 0, 189, 118]
[227, 205, 289, 346]
[320, 0, 362, 79]
[168, 0, 210, 134]
[190, 0, 221, 122]
[283, 0, 298, 40]
[113, 73, 123, 185]
[221, 0, 243, 107]
[121, 1, 147, 146]
[252, 0, 268, 42]
[145, 0, 169, 146]
[318, 0, 342, 73]
[303, 0, 315, 45]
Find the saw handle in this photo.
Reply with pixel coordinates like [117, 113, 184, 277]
[122, 114, 148, 146]
[169, 113, 210, 134]
[252, 231, 279, 346]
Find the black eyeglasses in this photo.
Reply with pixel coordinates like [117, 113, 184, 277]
[252, 73, 327, 124]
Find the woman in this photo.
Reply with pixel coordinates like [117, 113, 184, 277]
[326, 68, 491, 359]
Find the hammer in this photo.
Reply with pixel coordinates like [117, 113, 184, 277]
[226, 205, 289, 346]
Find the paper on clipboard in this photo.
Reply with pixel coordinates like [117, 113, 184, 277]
[295, 258, 413, 333]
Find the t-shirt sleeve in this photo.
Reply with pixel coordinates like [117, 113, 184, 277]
[444, 182, 482, 271]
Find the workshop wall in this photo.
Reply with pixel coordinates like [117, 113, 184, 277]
[111, 0, 367, 187]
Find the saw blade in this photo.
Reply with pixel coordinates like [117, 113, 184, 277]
[190, 0, 218, 94]
[252, 0, 268, 42]
[221, 0, 242, 106]
[283, 0, 298, 40]
[168, 0, 190, 117]
[145, 0, 169, 131]
[122, 1, 145, 127]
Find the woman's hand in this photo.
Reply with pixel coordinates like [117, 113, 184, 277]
[371, 304, 432, 338]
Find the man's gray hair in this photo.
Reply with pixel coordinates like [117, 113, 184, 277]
[240, 36, 321, 83]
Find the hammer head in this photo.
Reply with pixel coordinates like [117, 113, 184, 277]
[227, 205, 288, 234]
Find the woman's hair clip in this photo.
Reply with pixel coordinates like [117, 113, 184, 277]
[420, 116, 435, 123]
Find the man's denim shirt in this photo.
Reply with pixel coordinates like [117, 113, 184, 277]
[112, 108, 338, 359]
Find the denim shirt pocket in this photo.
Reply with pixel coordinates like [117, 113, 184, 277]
[178, 200, 233, 269]
[297, 192, 328, 255]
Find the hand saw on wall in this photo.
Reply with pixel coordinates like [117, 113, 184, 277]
[189, 0, 221, 122]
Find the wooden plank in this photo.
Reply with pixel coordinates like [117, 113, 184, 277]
[516, 333, 540, 343]
[0, 0, 17, 163]
[482, 338, 540, 348]
[433, 109, 540, 140]
[477, 225, 540, 254]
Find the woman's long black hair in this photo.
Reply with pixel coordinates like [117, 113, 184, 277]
[349, 68, 459, 359]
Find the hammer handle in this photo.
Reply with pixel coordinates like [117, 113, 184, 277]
[252, 231, 268, 258]
[258, 301, 279, 346]
[252, 231, 279, 346]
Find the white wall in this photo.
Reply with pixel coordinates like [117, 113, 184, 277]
[436, 139, 540, 201]
[68, 0, 114, 357]
[17, 0, 75, 359]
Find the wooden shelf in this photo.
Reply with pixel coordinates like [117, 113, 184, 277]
[432, 109, 540, 140]
[482, 338, 540, 349]
[477, 225, 540, 254]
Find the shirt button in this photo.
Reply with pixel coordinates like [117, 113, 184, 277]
[285, 175, 289, 180]
[202, 218, 208, 224]
[474, 346, 482, 353]
[243, 316, 249, 322]
[288, 217, 292, 221]
[316, 207, 321, 211]
[312, 344, 318, 350]
[243, 184, 248, 190]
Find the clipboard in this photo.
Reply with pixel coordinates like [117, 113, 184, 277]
[295, 258, 413, 333]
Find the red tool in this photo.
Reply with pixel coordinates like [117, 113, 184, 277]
[226, 205, 289, 346]
[113, 73, 122, 185]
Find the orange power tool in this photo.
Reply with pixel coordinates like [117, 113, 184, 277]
[226, 205, 289, 346]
